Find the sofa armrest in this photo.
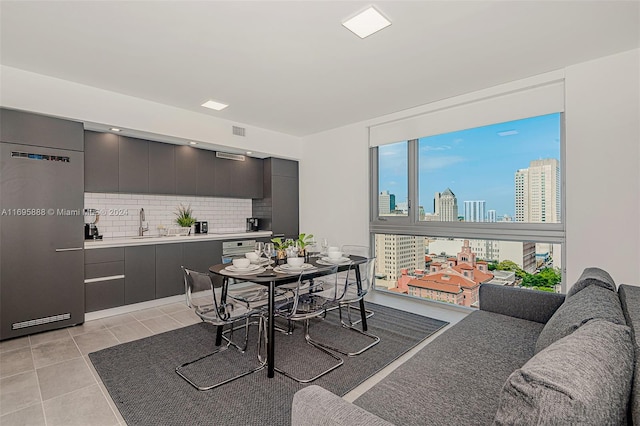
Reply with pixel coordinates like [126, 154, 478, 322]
[479, 283, 565, 324]
[291, 385, 394, 426]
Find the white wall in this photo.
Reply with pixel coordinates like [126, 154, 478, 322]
[0, 65, 302, 159]
[564, 49, 640, 286]
[300, 48, 640, 288]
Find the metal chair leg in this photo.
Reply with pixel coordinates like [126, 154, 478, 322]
[176, 318, 266, 391]
[258, 316, 343, 383]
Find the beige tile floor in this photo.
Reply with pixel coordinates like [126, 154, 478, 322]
[0, 293, 468, 425]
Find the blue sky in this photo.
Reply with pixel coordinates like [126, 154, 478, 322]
[378, 113, 561, 218]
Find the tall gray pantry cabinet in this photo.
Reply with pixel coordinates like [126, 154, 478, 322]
[0, 108, 85, 340]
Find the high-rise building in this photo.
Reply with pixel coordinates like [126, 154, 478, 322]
[390, 193, 396, 211]
[374, 234, 424, 287]
[515, 159, 560, 223]
[434, 188, 458, 222]
[487, 209, 497, 222]
[464, 200, 486, 222]
[379, 190, 391, 215]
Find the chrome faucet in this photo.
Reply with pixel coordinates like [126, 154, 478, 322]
[139, 208, 149, 236]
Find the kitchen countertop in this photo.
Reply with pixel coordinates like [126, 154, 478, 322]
[84, 231, 273, 249]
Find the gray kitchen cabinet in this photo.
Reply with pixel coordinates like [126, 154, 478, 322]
[196, 149, 216, 196]
[149, 141, 175, 195]
[183, 240, 222, 274]
[84, 247, 125, 312]
[272, 175, 299, 238]
[215, 155, 263, 198]
[84, 131, 119, 192]
[119, 136, 149, 194]
[124, 245, 156, 304]
[155, 243, 184, 298]
[0, 108, 83, 151]
[175, 145, 198, 195]
[252, 158, 299, 239]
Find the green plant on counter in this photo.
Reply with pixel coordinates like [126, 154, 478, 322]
[271, 237, 291, 251]
[175, 203, 196, 227]
[296, 233, 314, 250]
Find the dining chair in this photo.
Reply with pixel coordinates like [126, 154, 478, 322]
[310, 253, 380, 356]
[258, 264, 346, 383]
[175, 267, 265, 391]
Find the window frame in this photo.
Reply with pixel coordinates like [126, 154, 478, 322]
[369, 113, 567, 292]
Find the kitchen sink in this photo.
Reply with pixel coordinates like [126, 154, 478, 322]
[131, 235, 164, 239]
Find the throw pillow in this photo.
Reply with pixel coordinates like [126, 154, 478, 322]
[535, 283, 625, 353]
[567, 267, 616, 298]
[493, 320, 634, 426]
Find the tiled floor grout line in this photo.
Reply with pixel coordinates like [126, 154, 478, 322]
[28, 339, 48, 426]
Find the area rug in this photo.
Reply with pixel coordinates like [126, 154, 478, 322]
[89, 303, 448, 426]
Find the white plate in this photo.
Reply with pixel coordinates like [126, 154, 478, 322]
[225, 264, 261, 272]
[250, 258, 270, 265]
[275, 264, 315, 273]
[222, 267, 266, 276]
[321, 256, 351, 264]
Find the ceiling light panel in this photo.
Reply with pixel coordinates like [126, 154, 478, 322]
[201, 100, 229, 111]
[343, 6, 391, 39]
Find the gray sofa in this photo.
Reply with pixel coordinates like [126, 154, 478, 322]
[292, 268, 640, 425]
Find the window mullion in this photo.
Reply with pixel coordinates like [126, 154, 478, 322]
[408, 139, 419, 225]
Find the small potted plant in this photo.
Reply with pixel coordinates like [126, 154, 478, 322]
[271, 237, 291, 264]
[175, 203, 196, 235]
[296, 233, 314, 261]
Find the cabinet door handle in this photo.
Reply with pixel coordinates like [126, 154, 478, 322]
[55, 247, 83, 252]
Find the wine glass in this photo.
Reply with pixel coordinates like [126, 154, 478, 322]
[321, 238, 329, 255]
[263, 242, 274, 269]
[254, 241, 264, 260]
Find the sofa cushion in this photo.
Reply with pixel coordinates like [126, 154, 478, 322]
[618, 284, 640, 426]
[567, 267, 616, 298]
[354, 310, 544, 426]
[535, 284, 625, 353]
[494, 319, 634, 426]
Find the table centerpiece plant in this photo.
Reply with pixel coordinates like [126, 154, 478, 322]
[271, 237, 291, 264]
[296, 233, 314, 260]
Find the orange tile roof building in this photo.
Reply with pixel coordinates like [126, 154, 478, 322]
[393, 240, 494, 308]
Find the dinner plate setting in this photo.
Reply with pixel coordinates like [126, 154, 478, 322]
[223, 264, 266, 275]
[274, 263, 316, 274]
[317, 256, 352, 265]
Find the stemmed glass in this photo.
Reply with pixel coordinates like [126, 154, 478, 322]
[263, 242, 274, 269]
[254, 241, 264, 260]
[321, 238, 329, 256]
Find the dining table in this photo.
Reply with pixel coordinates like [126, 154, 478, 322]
[209, 254, 368, 378]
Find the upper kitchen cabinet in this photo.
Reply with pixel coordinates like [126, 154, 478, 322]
[119, 136, 149, 194]
[214, 154, 263, 198]
[0, 108, 83, 151]
[84, 131, 119, 192]
[196, 149, 216, 196]
[175, 145, 198, 196]
[148, 141, 175, 195]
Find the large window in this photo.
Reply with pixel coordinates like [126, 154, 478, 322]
[371, 113, 565, 302]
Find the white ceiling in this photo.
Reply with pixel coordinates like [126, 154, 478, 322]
[1, 1, 638, 137]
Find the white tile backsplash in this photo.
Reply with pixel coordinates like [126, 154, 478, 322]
[85, 193, 252, 238]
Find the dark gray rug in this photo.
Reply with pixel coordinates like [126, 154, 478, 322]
[89, 303, 448, 426]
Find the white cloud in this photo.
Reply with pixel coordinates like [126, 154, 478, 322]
[421, 145, 452, 152]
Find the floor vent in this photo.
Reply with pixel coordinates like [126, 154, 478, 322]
[12, 313, 71, 330]
[232, 126, 246, 137]
[216, 152, 245, 161]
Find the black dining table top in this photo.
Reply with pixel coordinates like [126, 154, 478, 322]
[209, 254, 365, 283]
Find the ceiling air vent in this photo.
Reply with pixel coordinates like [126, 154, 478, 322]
[232, 126, 246, 137]
[216, 152, 246, 161]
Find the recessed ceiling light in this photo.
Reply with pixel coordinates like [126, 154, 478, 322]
[201, 100, 229, 111]
[343, 6, 391, 39]
[246, 151, 253, 155]
[110, 127, 121, 132]
[189, 141, 198, 145]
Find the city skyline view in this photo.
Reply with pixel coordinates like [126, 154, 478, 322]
[378, 113, 561, 219]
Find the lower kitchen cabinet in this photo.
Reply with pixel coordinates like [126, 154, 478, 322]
[155, 243, 184, 298]
[182, 241, 222, 273]
[124, 245, 156, 305]
[86, 279, 125, 312]
[85, 248, 125, 313]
